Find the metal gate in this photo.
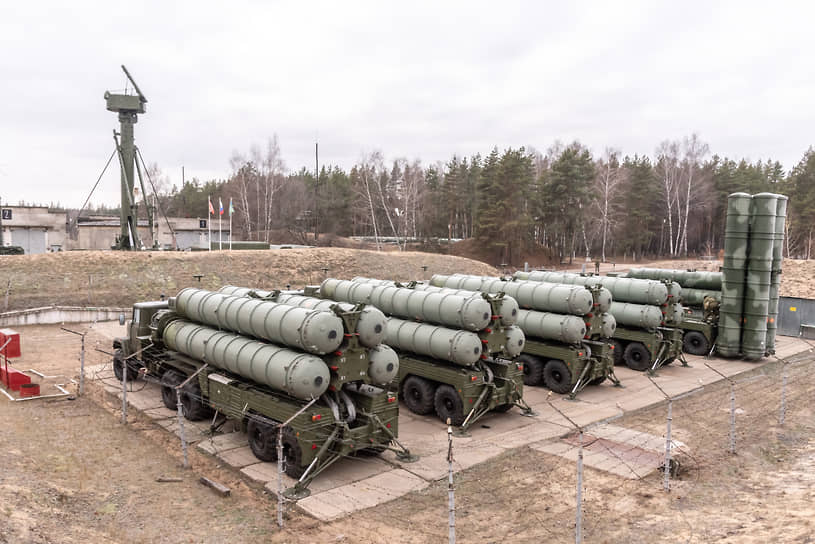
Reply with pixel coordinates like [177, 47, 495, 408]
[10, 228, 46, 254]
[777, 296, 815, 339]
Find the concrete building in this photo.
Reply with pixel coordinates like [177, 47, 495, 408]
[0, 205, 67, 253]
[0, 205, 229, 253]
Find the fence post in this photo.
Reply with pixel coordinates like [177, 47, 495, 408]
[277, 429, 284, 528]
[176, 389, 189, 468]
[121, 354, 128, 424]
[729, 382, 736, 454]
[779, 365, 788, 426]
[79, 334, 85, 397]
[663, 400, 673, 493]
[447, 417, 456, 544]
[576, 430, 583, 544]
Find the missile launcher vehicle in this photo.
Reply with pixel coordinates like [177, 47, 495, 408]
[323, 278, 533, 432]
[428, 274, 619, 397]
[512, 271, 686, 373]
[112, 290, 416, 498]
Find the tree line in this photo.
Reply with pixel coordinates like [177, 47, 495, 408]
[150, 134, 815, 263]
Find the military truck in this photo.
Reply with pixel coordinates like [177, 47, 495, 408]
[427, 274, 620, 396]
[318, 278, 533, 433]
[112, 288, 415, 498]
[514, 271, 686, 372]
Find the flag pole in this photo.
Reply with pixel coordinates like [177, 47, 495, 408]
[208, 198, 212, 251]
[219, 213, 222, 251]
[229, 198, 233, 250]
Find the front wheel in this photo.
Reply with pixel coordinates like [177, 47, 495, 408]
[113, 349, 139, 383]
[543, 359, 572, 394]
[180, 376, 212, 421]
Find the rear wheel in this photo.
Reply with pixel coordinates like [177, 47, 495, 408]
[180, 377, 212, 421]
[402, 376, 436, 416]
[611, 340, 624, 365]
[281, 427, 305, 478]
[160, 370, 184, 410]
[543, 359, 572, 394]
[519, 354, 544, 386]
[683, 331, 709, 356]
[492, 403, 514, 413]
[623, 342, 652, 371]
[588, 376, 607, 386]
[434, 385, 465, 426]
[247, 417, 279, 462]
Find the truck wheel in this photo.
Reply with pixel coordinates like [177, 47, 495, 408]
[543, 360, 572, 394]
[113, 349, 139, 383]
[683, 331, 709, 356]
[160, 370, 184, 410]
[281, 427, 305, 478]
[492, 403, 514, 413]
[519, 354, 544, 386]
[611, 341, 624, 365]
[247, 417, 279, 462]
[402, 376, 436, 416]
[180, 378, 212, 421]
[434, 385, 465, 426]
[588, 376, 606, 386]
[623, 342, 652, 371]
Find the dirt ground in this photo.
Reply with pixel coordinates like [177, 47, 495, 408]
[2, 251, 815, 543]
[0, 249, 498, 312]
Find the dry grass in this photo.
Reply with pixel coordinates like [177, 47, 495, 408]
[0, 248, 498, 311]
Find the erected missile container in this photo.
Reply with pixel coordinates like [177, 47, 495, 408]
[112, 291, 416, 498]
[332, 278, 532, 430]
[429, 274, 619, 396]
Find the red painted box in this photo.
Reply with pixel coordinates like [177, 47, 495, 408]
[0, 328, 21, 358]
[0, 364, 30, 390]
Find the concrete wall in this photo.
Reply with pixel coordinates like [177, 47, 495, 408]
[0, 306, 131, 327]
[1, 206, 67, 253]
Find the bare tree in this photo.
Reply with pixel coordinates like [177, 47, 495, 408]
[354, 152, 384, 251]
[594, 148, 625, 262]
[678, 134, 710, 256]
[655, 140, 681, 256]
[229, 151, 253, 239]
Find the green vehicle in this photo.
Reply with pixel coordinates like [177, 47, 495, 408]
[113, 294, 416, 499]
[309, 280, 534, 433]
[679, 296, 720, 356]
[517, 285, 620, 398]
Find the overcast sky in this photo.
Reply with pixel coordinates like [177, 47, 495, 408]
[1, 1, 813, 208]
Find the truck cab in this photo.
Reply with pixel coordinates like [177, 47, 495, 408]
[113, 300, 169, 380]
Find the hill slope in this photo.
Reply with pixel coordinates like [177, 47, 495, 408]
[0, 249, 498, 311]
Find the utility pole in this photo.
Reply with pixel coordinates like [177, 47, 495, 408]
[314, 141, 319, 243]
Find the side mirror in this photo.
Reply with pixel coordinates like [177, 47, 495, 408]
[118, 313, 126, 326]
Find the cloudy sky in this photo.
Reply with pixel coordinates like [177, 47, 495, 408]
[1, 1, 813, 208]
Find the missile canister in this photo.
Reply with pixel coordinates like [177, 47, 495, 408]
[718, 192, 752, 357]
[349, 277, 519, 327]
[162, 319, 330, 400]
[513, 271, 668, 306]
[430, 274, 594, 316]
[766, 195, 788, 353]
[515, 309, 587, 344]
[218, 285, 388, 349]
[504, 325, 526, 357]
[626, 268, 722, 291]
[173, 288, 343, 355]
[321, 278, 491, 331]
[601, 313, 616, 338]
[680, 288, 722, 307]
[385, 317, 484, 366]
[742, 193, 778, 360]
[366, 344, 400, 385]
[608, 302, 663, 329]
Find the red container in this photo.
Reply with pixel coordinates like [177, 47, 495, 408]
[19, 382, 40, 397]
[0, 328, 21, 358]
[0, 365, 31, 390]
